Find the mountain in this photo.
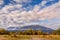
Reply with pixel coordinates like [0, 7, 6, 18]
[6, 25, 54, 33]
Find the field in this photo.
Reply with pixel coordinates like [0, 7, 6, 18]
[0, 35, 60, 40]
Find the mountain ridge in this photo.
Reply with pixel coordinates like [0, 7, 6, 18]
[6, 25, 54, 33]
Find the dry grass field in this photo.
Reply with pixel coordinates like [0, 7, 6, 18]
[0, 35, 60, 40]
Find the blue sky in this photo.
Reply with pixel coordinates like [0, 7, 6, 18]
[2, 0, 59, 10]
[0, 0, 60, 30]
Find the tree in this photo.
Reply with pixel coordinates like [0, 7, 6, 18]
[0, 29, 10, 35]
[52, 28, 60, 35]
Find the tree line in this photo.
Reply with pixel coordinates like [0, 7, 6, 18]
[0, 28, 60, 35]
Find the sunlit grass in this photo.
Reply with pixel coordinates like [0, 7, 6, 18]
[0, 35, 60, 40]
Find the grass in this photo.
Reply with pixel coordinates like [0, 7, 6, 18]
[0, 35, 60, 40]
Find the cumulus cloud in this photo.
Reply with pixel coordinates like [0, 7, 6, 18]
[0, 0, 4, 8]
[0, 4, 22, 14]
[13, 0, 32, 3]
[38, 1, 60, 20]
[0, 0, 4, 5]
[40, 1, 47, 6]
[0, 0, 60, 29]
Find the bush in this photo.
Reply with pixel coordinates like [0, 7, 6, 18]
[52, 28, 60, 35]
[0, 28, 49, 35]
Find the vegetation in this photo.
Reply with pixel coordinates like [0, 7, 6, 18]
[0, 28, 60, 35]
[0, 29, 10, 35]
[0, 29, 49, 35]
[0, 35, 60, 40]
[0, 28, 60, 40]
[52, 28, 60, 35]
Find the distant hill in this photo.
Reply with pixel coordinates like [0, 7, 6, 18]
[6, 25, 54, 33]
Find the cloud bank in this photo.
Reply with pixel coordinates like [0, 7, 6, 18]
[0, 0, 60, 29]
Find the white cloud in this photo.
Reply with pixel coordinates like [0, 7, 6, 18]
[0, 4, 22, 14]
[38, 1, 60, 20]
[0, 0, 4, 8]
[13, 0, 32, 3]
[40, 1, 47, 6]
[0, 0, 60, 29]
[0, 0, 4, 5]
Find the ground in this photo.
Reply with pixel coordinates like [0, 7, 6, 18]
[0, 35, 60, 40]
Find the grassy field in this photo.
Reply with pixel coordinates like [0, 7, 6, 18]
[0, 35, 60, 40]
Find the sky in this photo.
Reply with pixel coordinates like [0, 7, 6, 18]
[0, 0, 60, 30]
